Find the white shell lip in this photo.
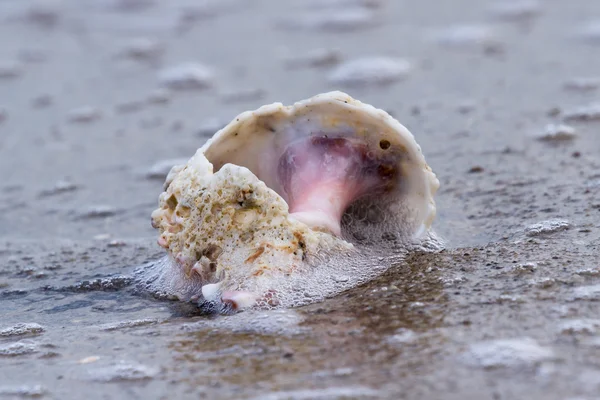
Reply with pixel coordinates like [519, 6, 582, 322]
[198, 90, 439, 239]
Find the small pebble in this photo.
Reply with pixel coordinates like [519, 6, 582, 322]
[145, 159, 188, 180]
[546, 106, 561, 117]
[158, 63, 214, 90]
[563, 103, 600, 122]
[283, 48, 342, 69]
[468, 166, 484, 173]
[535, 124, 577, 142]
[328, 57, 411, 86]
[67, 106, 102, 123]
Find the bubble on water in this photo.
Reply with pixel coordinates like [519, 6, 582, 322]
[276, 8, 376, 32]
[558, 319, 600, 336]
[571, 285, 600, 301]
[247, 386, 381, 400]
[89, 362, 159, 382]
[529, 277, 556, 289]
[0, 341, 38, 357]
[181, 308, 306, 335]
[63, 275, 133, 292]
[524, 219, 570, 237]
[0, 384, 47, 398]
[98, 318, 160, 331]
[145, 159, 188, 181]
[327, 57, 411, 86]
[66, 106, 102, 123]
[0, 323, 45, 338]
[534, 124, 577, 142]
[387, 328, 418, 344]
[428, 24, 501, 51]
[138, 228, 440, 314]
[158, 63, 214, 90]
[563, 103, 600, 122]
[460, 337, 556, 368]
[575, 268, 600, 277]
[38, 180, 79, 197]
[509, 262, 537, 275]
[564, 77, 600, 92]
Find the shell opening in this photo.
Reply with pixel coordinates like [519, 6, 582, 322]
[278, 136, 400, 236]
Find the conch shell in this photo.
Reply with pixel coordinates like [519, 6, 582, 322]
[149, 91, 439, 311]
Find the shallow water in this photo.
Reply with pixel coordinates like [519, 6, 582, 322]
[2, 0, 600, 399]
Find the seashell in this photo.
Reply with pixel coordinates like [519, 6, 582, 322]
[148, 91, 439, 312]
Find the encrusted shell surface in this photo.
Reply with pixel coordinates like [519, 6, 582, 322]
[151, 91, 439, 298]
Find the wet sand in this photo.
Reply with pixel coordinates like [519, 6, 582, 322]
[1, 0, 600, 399]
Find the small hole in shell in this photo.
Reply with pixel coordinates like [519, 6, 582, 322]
[379, 140, 391, 150]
